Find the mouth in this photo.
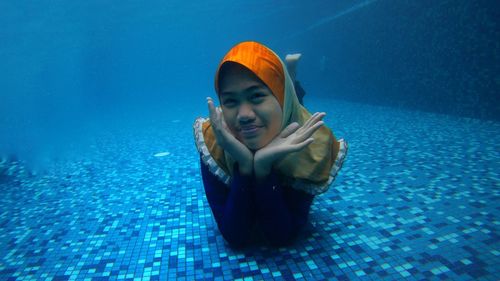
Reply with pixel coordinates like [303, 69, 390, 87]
[239, 125, 261, 138]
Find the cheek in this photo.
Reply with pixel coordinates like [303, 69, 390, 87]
[222, 111, 237, 131]
[262, 106, 283, 137]
[270, 104, 283, 130]
[269, 112, 282, 134]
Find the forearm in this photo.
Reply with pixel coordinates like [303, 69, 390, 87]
[227, 147, 253, 176]
[254, 173, 314, 245]
[254, 174, 293, 243]
[201, 159, 255, 246]
[219, 171, 255, 239]
[253, 153, 274, 180]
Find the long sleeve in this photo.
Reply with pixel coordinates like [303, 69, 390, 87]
[200, 155, 315, 247]
[254, 173, 314, 246]
[200, 156, 256, 247]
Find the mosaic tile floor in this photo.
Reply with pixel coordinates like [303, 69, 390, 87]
[0, 98, 499, 280]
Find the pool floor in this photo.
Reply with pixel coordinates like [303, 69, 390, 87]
[0, 98, 499, 280]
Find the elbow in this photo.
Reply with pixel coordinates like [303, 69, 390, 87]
[218, 223, 253, 249]
[220, 230, 251, 249]
[261, 216, 309, 247]
[264, 229, 298, 248]
[223, 233, 251, 249]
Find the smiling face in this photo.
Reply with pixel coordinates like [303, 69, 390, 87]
[218, 62, 283, 151]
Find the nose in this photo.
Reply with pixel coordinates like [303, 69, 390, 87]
[237, 103, 256, 123]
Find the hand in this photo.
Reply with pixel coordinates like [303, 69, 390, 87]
[207, 97, 254, 175]
[254, 112, 326, 179]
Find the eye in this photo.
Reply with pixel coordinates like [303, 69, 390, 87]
[251, 93, 266, 103]
[222, 98, 237, 107]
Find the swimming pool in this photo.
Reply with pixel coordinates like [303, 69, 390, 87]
[1, 98, 498, 280]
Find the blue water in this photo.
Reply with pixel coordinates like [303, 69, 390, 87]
[1, 1, 499, 280]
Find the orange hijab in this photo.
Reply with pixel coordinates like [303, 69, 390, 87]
[194, 41, 347, 194]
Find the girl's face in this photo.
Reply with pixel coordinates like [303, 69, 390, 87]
[218, 63, 283, 151]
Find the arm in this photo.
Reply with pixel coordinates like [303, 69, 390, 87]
[254, 112, 326, 179]
[207, 97, 253, 175]
[254, 172, 314, 246]
[250, 112, 322, 245]
[200, 156, 255, 247]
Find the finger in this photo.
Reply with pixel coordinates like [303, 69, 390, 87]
[302, 112, 318, 129]
[207, 97, 215, 114]
[308, 112, 325, 127]
[302, 120, 324, 139]
[220, 111, 230, 130]
[301, 112, 325, 133]
[217, 107, 228, 126]
[207, 98, 222, 128]
[289, 137, 315, 152]
[280, 122, 300, 138]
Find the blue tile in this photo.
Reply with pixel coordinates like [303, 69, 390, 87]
[0, 100, 498, 280]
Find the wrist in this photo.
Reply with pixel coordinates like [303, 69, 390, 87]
[238, 161, 253, 176]
[254, 161, 271, 180]
[237, 153, 254, 176]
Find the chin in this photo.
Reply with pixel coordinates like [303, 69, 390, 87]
[244, 138, 272, 151]
[245, 143, 261, 151]
[242, 140, 262, 151]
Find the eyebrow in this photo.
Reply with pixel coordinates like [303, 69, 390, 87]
[220, 85, 267, 97]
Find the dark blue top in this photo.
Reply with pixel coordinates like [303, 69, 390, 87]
[200, 155, 314, 247]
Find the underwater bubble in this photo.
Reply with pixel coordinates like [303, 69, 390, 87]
[154, 152, 171, 157]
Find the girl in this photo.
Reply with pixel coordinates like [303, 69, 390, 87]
[194, 41, 347, 247]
